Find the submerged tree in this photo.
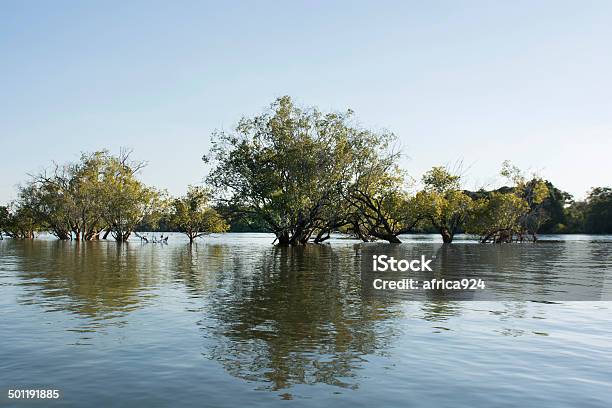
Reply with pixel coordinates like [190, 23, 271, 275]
[0, 203, 39, 239]
[416, 166, 472, 243]
[204, 96, 399, 246]
[344, 160, 420, 243]
[13, 149, 163, 242]
[26, 151, 113, 240]
[170, 186, 229, 244]
[499, 161, 549, 241]
[465, 162, 549, 243]
[17, 177, 74, 240]
[466, 192, 529, 243]
[99, 150, 165, 242]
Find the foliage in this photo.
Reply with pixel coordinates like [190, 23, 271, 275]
[538, 181, 573, 233]
[0, 203, 40, 239]
[563, 201, 587, 233]
[421, 166, 461, 193]
[0, 206, 7, 238]
[341, 147, 421, 243]
[499, 161, 550, 238]
[204, 96, 398, 245]
[98, 152, 165, 242]
[417, 166, 472, 243]
[584, 187, 612, 233]
[463, 162, 550, 243]
[465, 192, 529, 243]
[24, 151, 112, 240]
[13, 150, 163, 242]
[170, 186, 229, 243]
[3, 98, 611, 244]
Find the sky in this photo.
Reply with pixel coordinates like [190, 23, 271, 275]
[1, 0, 611, 202]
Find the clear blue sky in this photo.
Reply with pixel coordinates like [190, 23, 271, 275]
[2, 0, 611, 202]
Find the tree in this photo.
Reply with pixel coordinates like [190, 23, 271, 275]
[344, 162, 420, 243]
[500, 161, 549, 241]
[18, 150, 161, 242]
[204, 96, 397, 246]
[308, 126, 415, 244]
[170, 186, 229, 244]
[99, 151, 165, 242]
[0, 206, 9, 239]
[18, 177, 73, 240]
[416, 166, 472, 243]
[25, 151, 110, 240]
[0, 203, 39, 239]
[464, 162, 549, 243]
[538, 181, 572, 233]
[68, 152, 112, 240]
[563, 200, 587, 233]
[584, 187, 612, 233]
[465, 191, 529, 243]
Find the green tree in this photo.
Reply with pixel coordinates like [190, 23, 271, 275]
[464, 162, 550, 243]
[0, 205, 9, 239]
[19, 150, 160, 242]
[68, 152, 111, 240]
[99, 151, 165, 242]
[563, 200, 587, 233]
[18, 177, 74, 240]
[416, 166, 472, 243]
[344, 163, 420, 243]
[584, 187, 612, 233]
[465, 191, 529, 243]
[30, 151, 110, 240]
[0, 203, 39, 239]
[170, 186, 229, 244]
[204, 96, 397, 246]
[538, 181, 573, 233]
[499, 161, 550, 240]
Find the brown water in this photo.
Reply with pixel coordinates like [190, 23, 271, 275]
[1, 233, 611, 407]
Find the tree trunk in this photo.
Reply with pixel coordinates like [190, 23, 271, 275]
[276, 231, 290, 246]
[314, 230, 330, 243]
[370, 231, 401, 243]
[440, 228, 453, 243]
[386, 235, 401, 243]
[354, 226, 370, 242]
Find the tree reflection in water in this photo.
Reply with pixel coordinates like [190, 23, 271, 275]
[11, 240, 161, 323]
[202, 245, 401, 391]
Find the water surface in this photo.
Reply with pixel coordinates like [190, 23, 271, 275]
[1, 233, 611, 407]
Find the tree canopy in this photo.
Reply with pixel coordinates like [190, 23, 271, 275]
[3, 98, 611, 244]
[170, 186, 229, 243]
[204, 96, 401, 245]
[584, 187, 612, 233]
[416, 166, 472, 243]
[9, 150, 164, 242]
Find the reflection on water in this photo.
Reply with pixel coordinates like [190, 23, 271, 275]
[204, 245, 399, 390]
[9, 241, 159, 322]
[1, 234, 611, 407]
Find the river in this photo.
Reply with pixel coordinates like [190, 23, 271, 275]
[1, 233, 611, 407]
